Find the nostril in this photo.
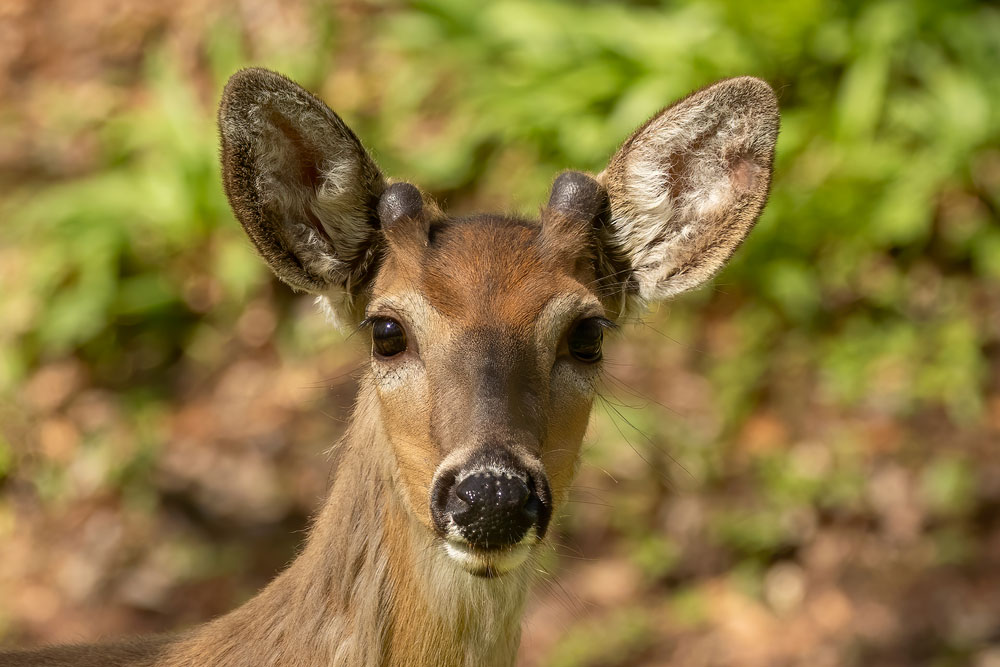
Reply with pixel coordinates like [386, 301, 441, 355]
[507, 478, 531, 508]
[523, 492, 541, 520]
[447, 471, 538, 549]
[455, 473, 530, 509]
[454, 474, 484, 506]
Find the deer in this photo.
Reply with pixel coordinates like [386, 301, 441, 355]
[1, 68, 778, 667]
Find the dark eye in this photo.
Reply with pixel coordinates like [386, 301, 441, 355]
[371, 317, 407, 358]
[568, 318, 605, 363]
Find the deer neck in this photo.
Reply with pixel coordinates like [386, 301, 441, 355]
[162, 375, 531, 667]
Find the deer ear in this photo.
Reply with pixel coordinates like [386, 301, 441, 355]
[598, 76, 779, 312]
[218, 68, 385, 324]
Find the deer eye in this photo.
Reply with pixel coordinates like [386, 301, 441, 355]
[371, 317, 407, 358]
[568, 318, 605, 363]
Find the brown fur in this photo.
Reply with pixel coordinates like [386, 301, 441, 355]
[1, 68, 778, 666]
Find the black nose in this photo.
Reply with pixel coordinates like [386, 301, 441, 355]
[444, 471, 541, 550]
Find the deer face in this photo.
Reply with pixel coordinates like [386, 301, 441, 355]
[368, 189, 608, 575]
[218, 69, 778, 577]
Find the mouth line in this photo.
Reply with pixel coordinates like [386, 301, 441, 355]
[442, 538, 534, 577]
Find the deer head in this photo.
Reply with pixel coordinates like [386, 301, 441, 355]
[218, 68, 778, 578]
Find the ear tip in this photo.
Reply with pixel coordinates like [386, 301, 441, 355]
[720, 76, 780, 121]
[692, 77, 780, 150]
[219, 67, 305, 115]
[223, 67, 288, 92]
[219, 68, 276, 122]
[724, 75, 776, 93]
[218, 68, 322, 145]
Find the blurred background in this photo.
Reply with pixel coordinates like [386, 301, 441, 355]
[1, 0, 999, 665]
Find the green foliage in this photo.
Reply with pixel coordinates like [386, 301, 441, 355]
[3, 0, 997, 408]
[0, 436, 11, 481]
[921, 455, 976, 516]
[0, 54, 263, 391]
[546, 607, 653, 667]
[0, 0, 998, 661]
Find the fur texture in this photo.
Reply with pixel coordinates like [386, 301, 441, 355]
[598, 76, 779, 316]
[7, 385, 529, 667]
[154, 383, 531, 667]
[218, 68, 386, 325]
[1, 70, 779, 667]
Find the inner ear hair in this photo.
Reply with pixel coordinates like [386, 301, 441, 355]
[599, 76, 779, 312]
[218, 67, 385, 308]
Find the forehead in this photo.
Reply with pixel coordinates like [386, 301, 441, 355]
[378, 215, 593, 329]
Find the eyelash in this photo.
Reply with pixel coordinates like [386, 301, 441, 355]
[589, 317, 618, 332]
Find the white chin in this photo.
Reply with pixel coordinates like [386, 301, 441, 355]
[443, 540, 532, 577]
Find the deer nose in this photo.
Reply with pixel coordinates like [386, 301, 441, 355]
[445, 471, 541, 550]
